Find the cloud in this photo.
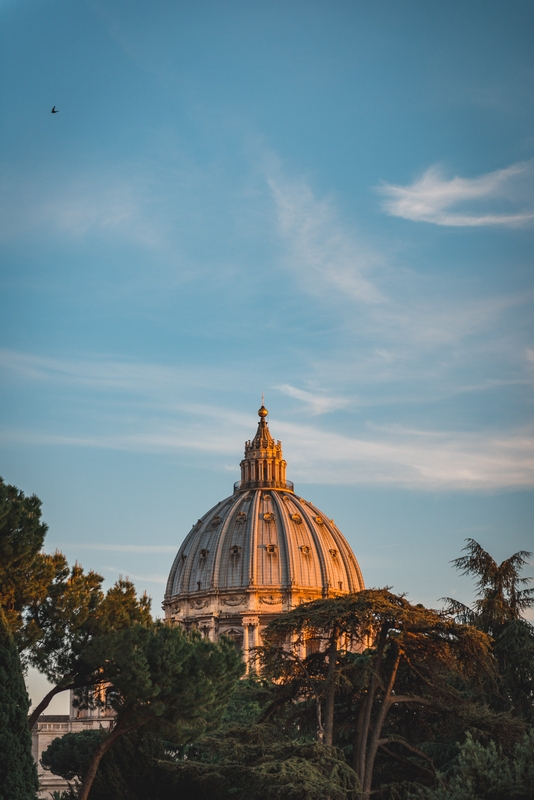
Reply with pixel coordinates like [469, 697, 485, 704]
[0, 168, 167, 248]
[104, 566, 168, 585]
[268, 171, 383, 303]
[59, 543, 177, 553]
[378, 161, 534, 227]
[276, 384, 348, 415]
[277, 420, 534, 491]
[2, 416, 532, 492]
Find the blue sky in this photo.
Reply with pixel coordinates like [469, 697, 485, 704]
[1, 1, 533, 708]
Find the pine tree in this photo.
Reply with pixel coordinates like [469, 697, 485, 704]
[0, 607, 38, 800]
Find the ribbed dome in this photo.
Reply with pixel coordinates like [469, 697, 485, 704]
[166, 489, 362, 598]
[163, 407, 364, 655]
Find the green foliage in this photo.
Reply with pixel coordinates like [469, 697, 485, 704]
[166, 724, 359, 800]
[28, 574, 152, 688]
[42, 728, 170, 800]
[0, 607, 38, 800]
[78, 624, 244, 741]
[445, 539, 534, 636]
[405, 729, 534, 800]
[221, 674, 273, 726]
[42, 729, 104, 781]
[261, 589, 496, 798]
[0, 476, 51, 650]
[444, 539, 534, 721]
[72, 624, 244, 799]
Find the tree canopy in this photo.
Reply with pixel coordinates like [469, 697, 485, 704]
[70, 623, 245, 800]
[0, 607, 38, 800]
[260, 589, 505, 800]
[443, 538, 534, 722]
[0, 477, 152, 728]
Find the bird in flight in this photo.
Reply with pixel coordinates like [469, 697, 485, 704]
[51, 106, 59, 113]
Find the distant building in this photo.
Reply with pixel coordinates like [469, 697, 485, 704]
[32, 695, 113, 798]
[164, 405, 365, 666]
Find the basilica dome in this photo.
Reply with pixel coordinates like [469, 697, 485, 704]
[164, 406, 364, 657]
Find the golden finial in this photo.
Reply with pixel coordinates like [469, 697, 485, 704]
[258, 394, 268, 418]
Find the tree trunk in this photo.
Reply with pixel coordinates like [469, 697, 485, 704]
[354, 625, 388, 782]
[362, 645, 401, 799]
[323, 627, 339, 747]
[316, 694, 324, 743]
[77, 724, 124, 800]
[28, 681, 73, 730]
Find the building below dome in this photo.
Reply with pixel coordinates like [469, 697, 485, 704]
[164, 406, 364, 665]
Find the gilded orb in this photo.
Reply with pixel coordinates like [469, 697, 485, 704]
[258, 405, 268, 417]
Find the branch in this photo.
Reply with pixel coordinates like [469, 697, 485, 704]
[378, 739, 436, 776]
[385, 694, 435, 709]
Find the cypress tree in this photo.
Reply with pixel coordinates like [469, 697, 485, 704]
[0, 607, 38, 800]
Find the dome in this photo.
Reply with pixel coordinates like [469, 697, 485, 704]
[164, 407, 364, 658]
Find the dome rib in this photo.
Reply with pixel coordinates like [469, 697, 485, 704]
[271, 492, 293, 590]
[248, 491, 260, 586]
[210, 496, 237, 590]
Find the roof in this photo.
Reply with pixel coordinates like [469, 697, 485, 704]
[165, 408, 364, 603]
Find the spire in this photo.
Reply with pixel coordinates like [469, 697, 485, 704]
[237, 406, 293, 492]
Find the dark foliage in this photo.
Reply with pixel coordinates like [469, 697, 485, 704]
[42, 728, 171, 800]
[443, 538, 534, 721]
[70, 624, 244, 800]
[163, 723, 359, 800]
[0, 607, 38, 800]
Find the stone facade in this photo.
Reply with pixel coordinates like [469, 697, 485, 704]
[32, 697, 113, 798]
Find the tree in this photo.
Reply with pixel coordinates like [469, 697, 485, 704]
[27, 574, 151, 728]
[0, 477, 152, 727]
[0, 607, 38, 800]
[407, 728, 534, 800]
[0, 476, 51, 649]
[71, 623, 244, 800]
[169, 724, 360, 800]
[261, 590, 496, 800]
[443, 539, 534, 721]
[41, 728, 169, 800]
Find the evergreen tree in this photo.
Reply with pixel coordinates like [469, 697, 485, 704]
[0, 607, 38, 800]
[260, 589, 498, 800]
[443, 539, 534, 721]
[0, 477, 152, 726]
[72, 623, 244, 800]
[406, 729, 534, 800]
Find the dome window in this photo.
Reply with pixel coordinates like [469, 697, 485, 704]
[329, 549, 338, 559]
[265, 544, 278, 554]
[338, 581, 343, 590]
[210, 515, 222, 528]
[230, 545, 241, 556]
[314, 516, 324, 525]
[300, 545, 310, 555]
[263, 512, 275, 523]
[236, 512, 247, 524]
[290, 513, 302, 524]
[199, 549, 209, 560]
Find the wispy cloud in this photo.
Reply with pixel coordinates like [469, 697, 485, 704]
[268, 171, 383, 303]
[0, 168, 168, 247]
[278, 420, 534, 491]
[58, 543, 177, 553]
[105, 566, 167, 585]
[378, 161, 534, 227]
[276, 384, 348, 415]
[2, 416, 532, 491]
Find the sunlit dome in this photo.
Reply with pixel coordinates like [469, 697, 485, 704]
[164, 406, 364, 658]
